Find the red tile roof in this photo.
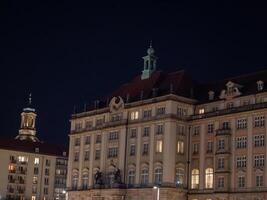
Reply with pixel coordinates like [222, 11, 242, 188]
[0, 138, 68, 157]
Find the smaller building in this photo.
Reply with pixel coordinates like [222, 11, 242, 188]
[0, 95, 68, 200]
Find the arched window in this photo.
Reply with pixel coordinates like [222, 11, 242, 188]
[154, 167, 163, 185]
[140, 168, 149, 185]
[72, 170, 79, 190]
[128, 169, 135, 186]
[176, 168, 184, 187]
[82, 171, 89, 189]
[205, 168, 213, 188]
[191, 169, 199, 189]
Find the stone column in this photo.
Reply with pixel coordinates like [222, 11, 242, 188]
[100, 131, 107, 171]
[135, 126, 142, 184]
[78, 135, 84, 188]
[230, 118, 236, 189]
[119, 127, 127, 180]
[67, 136, 74, 188]
[149, 124, 155, 184]
[247, 116, 253, 188]
[89, 134, 95, 187]
[199, 124, 205, 189]
[163, 121, 176, 184]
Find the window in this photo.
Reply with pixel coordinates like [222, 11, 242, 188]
[177, 125, 185, 135]
[237, 119, 247, 129]
[226, 102, 234, 109]
[237, 156, 246, 168]
[34, 158, 39, 165]
[193, 126, 200, 136]
[95, 150, 101, 160]
[140, 168, 149, 185]
[111, 114, 122, 122]
[218, 139, 225, 150]
[193, 143, 199, 154]
[96, 118, 104, 126]
[256, 175, 263, 187]
[154, 167, 163, 185]
[84, 151, 90, 161]
[143, 143, 149, 155]
[143, 127, 150, 137]
[236, 137, 247, 149]
[156, 140, 163, 153]
[44, 177, 49, 185]
[8, 164, 15, 173]
[222, 121, 230, 129]
[191, 169, 199, 189]
[199, 108, 205, 114]
[177, 141, 184, 154]
[205, 168, 213, 188]
[74, 138, 80, 146]
[32, 186, 37, 194]
[143, 109, 152, 118]
[130, 111, 139, 120]
[254, 116, 265, 127]
[18, 156, 28, 163]
[254, 155, 265, 167]
[74, 152, 79, 162]
[109, 131, 119, 140]
[130, 128, 137, 138]
[45, 168, 49, 176]
[177, 107, 187, 117]
[45, 159, 50, 166]
[72, 172, 78, 190]
[130, 144, 136, 156]
[238, 176, 245, 188]
[156, 107, 165, 115]
[85, 136, 91, 145]
[96, 135, 101, 143]
[156, 124, 164, 135]
[34, 167, 38, 175]
[218, 158, 225, 169]
[128, 170, 135, 186]
[207, 124, 214, 134]
[108, 147, 118, 158]
[75, 122, 82, 131]
[176, 168, 184, 186]
[217, 177, 224, 188]
[254, 135, 265, 147]
[207, 141, 213, 153]
[85, 121, 93, 129]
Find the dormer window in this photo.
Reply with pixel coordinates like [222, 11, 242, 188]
[208, 91, 214, 100]
[257, 80, 264, 91]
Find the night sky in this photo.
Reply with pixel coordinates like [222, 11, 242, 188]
[1, 1, 267, 145]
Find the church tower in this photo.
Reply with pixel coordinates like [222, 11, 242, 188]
[141, 42, 158, 80]
[15, 94, 39, 142]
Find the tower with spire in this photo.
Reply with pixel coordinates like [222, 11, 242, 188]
[15, 94, 39, 142]
[141, 42, 158, 80]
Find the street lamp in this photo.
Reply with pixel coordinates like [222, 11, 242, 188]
[153, 186, 160, 200]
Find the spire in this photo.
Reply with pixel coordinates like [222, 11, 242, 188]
[15, 94, 39, 142]
[141, 42, 158, 80]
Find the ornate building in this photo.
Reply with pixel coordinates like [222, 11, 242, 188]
[67, 45, 267, 200]
[0, 96, 68, 200]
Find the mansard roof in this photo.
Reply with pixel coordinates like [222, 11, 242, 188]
[0, 138, 68, 157]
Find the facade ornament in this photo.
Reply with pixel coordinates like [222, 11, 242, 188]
[219, 81, 242, 100]
[109, 96, 124, 113]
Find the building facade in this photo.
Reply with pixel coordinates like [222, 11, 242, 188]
[67, 46, 267, 200]
[0, 97, 68, 200]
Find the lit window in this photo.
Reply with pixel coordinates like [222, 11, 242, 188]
[156, 140, 163, 153]
[199, 108, 205, 114]
[130, 111, 139, 120]
[176, 168, 184, 186]
[177, 141, 184, 154]
[34, 158, 39, 165]
[33, 176, 38, 184]
[31, 196, 36, 200]
[18, 156, 28, 163]
[205, 168, 213, 188]
[191, 169, 199, 189]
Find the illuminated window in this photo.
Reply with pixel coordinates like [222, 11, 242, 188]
[191, 169, 199, 189]
[34, 158, 39, 165]
[130, 111, 139, 120]
[18, 156, 28, 163]
[31, 196, 36, 200]
[8, 164, 16, 173]
[199, 108, 205, 114]
[156, 140, 163, 153]
[33, 176, 38, 184]
[177, 141, 184, 154]
[176, 168, 184, 186]
[205, 168, 213, 188]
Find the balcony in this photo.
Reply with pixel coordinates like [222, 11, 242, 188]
[216, 128, 231, 136]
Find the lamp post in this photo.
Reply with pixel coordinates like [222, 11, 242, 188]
[153, 186, 160, 200]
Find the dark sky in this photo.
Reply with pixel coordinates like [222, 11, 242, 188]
[0, 1, 267, 145]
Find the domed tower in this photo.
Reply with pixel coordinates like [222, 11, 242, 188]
[15, 94, 39, 142]
[141, 42, 158, 80]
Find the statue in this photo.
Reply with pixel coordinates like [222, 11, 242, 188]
[114, 168, 122, 184]
[94, 170, 103, 185]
